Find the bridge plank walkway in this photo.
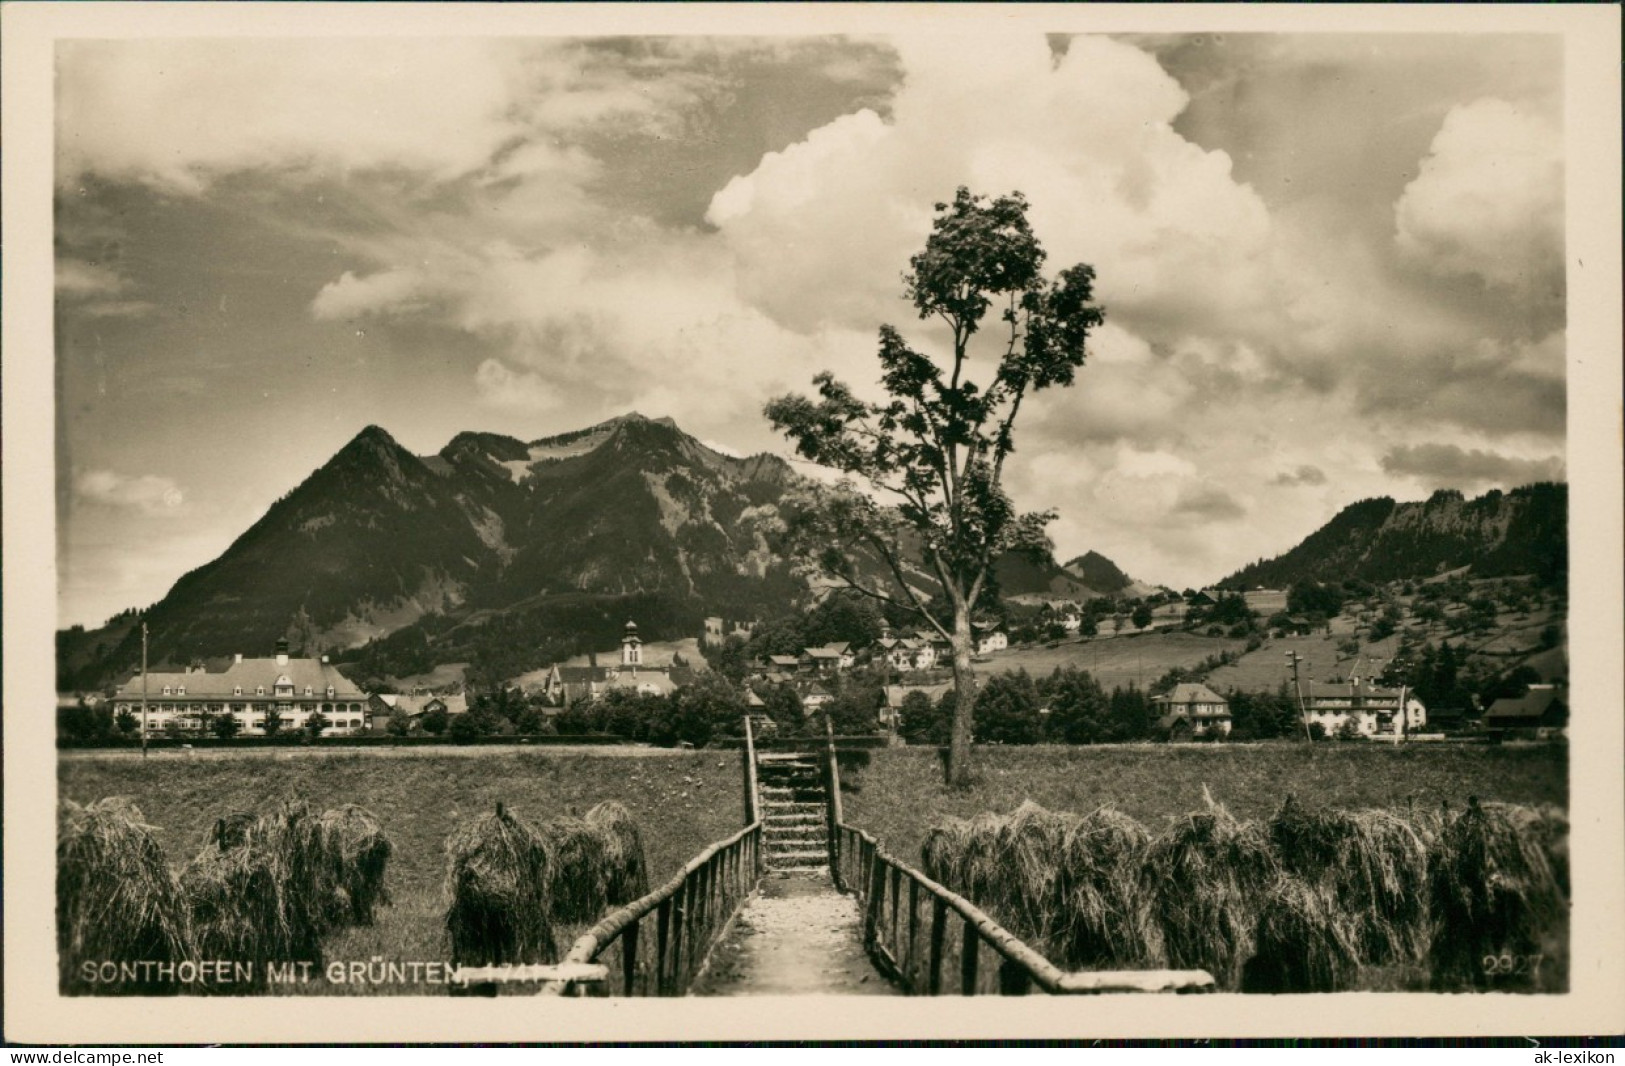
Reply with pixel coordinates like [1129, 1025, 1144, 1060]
[690, 871, 897, 996]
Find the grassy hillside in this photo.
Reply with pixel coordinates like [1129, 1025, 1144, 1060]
[59, 750, 747, 995]
[841, 743, 1567, 870]
[980, 631, 1249, 689]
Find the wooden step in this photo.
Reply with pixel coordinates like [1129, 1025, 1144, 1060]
[761, 802, 823, 815]
[764, 811, 823, 824]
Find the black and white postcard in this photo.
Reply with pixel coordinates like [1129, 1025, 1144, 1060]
[4, 1, 1621, 1045]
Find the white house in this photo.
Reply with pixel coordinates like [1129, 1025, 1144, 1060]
[973, 622, 1008, 656]
[1303, 679, 1427, 737]
[110, 640, 369, 736]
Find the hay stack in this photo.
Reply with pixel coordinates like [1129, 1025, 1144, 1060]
[182, 799, 345, 985]
[445, 803, 557, 967]
[183, 836, 294, 989]
[541, 815, 613, 926]
[1268, 796, 1430, 966]
[921, 802, 1162, 971]
[1145, 801, 1278, 990]
[317, 804, 393, 926]
[921, 811, 1005, 905]
[1488, 802, 1569, 896]
[1429, 797, 1565, 989]
[586, 801, 650, 907]
[58, 798, 193, 995]
[990, 802, 1078, 942]
[1052, 807, 1162, 970]
[1243, 877, 1363, 993]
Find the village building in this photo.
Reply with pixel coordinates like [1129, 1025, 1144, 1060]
[1302, 678, 1427, 737]
[876, 629, 951, 672]
[800, 642, 853, 674]
[110, 639, 369, 736]
[538, 621, 687, 706]
[973, 621, 1008, 656]
[1484, 684, 1567, 736]
[1152, 682, 1233, 740]
[366, 692, 468, 730]
[800, 683, 835, 712]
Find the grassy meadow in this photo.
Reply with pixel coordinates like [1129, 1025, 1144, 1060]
[59, 749, 746, 994]
[986, 631, 1249, 689]
[840, 743, 1567, 870]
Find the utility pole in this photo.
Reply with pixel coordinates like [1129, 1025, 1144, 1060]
[1286, 650, 1311, 741]
[140, 622, 149, 759]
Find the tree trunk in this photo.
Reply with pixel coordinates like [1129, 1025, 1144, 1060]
[945, 605, 976, 786]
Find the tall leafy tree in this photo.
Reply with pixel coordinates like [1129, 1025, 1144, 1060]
[974, 670, 1043, 745]
[766, 188, 1103, 784]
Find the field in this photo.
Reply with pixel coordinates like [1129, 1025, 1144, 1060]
[59, 749, 746, 994]
[1204, 631, 1404, 691]
[841, 743, 1567, 867]
[981, 588, 1564, 697]
[984, 631, 1248, 689]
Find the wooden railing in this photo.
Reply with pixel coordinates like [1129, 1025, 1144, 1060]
[535, 716, 765, 997]
[743, 714, 762, 825]
[537, 819, 762, 996]
[825, 733, 1215, 996]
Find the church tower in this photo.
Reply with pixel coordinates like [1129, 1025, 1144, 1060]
[621, 620, 642, 667]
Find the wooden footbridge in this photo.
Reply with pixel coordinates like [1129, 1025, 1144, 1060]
[457, 720, 1215, 998]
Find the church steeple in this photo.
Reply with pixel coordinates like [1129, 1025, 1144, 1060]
[621, 620, 642, 667]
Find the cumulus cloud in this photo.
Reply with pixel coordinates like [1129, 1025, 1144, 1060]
[1395, 98, 1563, 291]
[474, 359, 565, 413]
[312, 269, 437, 321]
[1273, 465, 1327, 487]
[57, 259, 128, 298]
[56, 258, 154, 318]
[75, 470, 186, 515]
[706, 35, 1273, 341]
[54, 38, 714, 194]
[1379, 443, 1564, 492]
[1173, 484, 1247, 520]
[56, 40, 533, 191]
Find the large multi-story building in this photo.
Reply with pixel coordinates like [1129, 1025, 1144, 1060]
[110, 639, 369, 736]
[1302, 678, 1427, 737]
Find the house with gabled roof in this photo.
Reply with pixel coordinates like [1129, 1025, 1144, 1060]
[366, 692, 468, 730]
[1151, 683, 1232, 740]
[800, 642, 854, 674]
[110, 639, 369, 736]
[1484, 684, 1567, 734]
[800, 683, 835, 711]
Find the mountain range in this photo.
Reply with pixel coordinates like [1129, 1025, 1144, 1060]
[1219, 483, 1567, 590]
[56, 414, 1566, 690]
[59, 415, 807, 687]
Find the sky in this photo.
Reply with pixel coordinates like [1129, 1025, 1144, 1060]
[54, 31, 1568, 629]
